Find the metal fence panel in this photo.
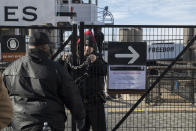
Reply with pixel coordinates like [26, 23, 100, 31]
[1, 25, 196, 131]
[83, 25, 196, 131]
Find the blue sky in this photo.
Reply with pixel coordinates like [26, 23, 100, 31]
[99, 0, 196, 25]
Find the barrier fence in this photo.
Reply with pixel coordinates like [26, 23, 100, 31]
[1, 25, 196, 131]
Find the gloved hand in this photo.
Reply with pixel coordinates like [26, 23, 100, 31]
[76, 119, 85, 130]
[61, 53, 68, 61]
[88, 54, 96, 63]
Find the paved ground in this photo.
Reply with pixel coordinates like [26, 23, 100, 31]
[3, 105, 196, 131]
[3, 94, 196, 131]
[62, 100, 196, 131]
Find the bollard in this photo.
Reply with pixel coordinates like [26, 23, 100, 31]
[42, 122, 52, 131]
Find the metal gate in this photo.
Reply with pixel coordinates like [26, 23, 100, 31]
[1, 25, 196, 131]
[81, 24, 196, 131]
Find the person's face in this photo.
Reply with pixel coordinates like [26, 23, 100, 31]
[42, 44, 51, 56]
[84, 45, 94, 56]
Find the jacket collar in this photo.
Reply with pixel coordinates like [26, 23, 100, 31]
[27, 48, 49, 62]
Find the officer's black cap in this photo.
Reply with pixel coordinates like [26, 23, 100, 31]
[29, 31, 52, 46]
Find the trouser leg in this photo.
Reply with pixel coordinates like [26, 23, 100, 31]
[89, 103, 106, 131]
[79, 113, 91, 131]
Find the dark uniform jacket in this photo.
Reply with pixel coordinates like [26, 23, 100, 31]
[2, 49, 85, 131]
[82, 56, 107, 103]
[61, 54, 107, 104]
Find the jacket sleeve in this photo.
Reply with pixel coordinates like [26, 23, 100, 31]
[89, 57, 107, 76]
[57, 64, 85, 121]
[0, 74, 13, 129]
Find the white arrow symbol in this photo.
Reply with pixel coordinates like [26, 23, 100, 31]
[114, 46, 140, 64]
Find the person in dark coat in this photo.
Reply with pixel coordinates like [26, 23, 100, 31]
[94, 27, 104, 55]
[2, 31, 85, 131]
[79, 43, 107, 131]
[60, 30, 107, 131]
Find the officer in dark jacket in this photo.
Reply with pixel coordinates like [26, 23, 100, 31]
[2, 31, 85, 131]
[94, 27, 104, 55]
[80, 35, 107, 131]
[61, 30, 107, 131]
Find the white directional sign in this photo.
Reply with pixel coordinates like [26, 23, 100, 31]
[108, 42, 146, 65]
[115, 46, 140, 64]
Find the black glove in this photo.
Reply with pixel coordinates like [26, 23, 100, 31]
[76, 119, 85, 130]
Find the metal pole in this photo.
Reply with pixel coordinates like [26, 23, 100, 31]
[60, 29, 64, 46]
[71, 24, 77, 131]
[51, 35, 72, 60]
[112, 35, 196, 131]
[79, 22, 84, 62]
[72, 24, 78, 66]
